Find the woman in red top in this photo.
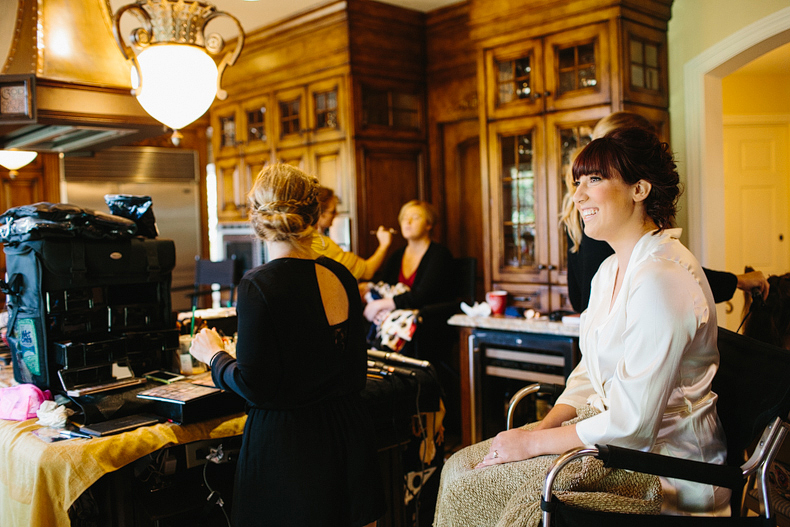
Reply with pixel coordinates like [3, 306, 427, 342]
[362, 200, 453, 322]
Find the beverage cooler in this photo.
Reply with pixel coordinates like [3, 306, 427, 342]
[468, 329, 580, 441]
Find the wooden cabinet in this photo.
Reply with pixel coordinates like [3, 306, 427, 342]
[274, 78, 346, 149]
[485, 23, 611, 120]
[211, 97, 272, 222]
[210, 1, 429, 259]
[212, 77, 351, 223]
[488, 107, 609, 312]
[241, 95, 272, 156]
[477, 1, 672, 313]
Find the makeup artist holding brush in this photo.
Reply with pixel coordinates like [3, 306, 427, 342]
[311, 186, 394, 280]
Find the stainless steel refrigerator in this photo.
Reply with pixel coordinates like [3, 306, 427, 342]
[62, 146, 202, 313]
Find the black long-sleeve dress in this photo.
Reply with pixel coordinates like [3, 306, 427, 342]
[377, 241, 455, 309]
[567, 231, 739, 313]
[210, 256, 385, 527]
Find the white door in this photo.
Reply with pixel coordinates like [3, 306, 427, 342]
[723, 122, 790, 331]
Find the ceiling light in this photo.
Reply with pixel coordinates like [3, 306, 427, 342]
[112, 0, 245, 144]
[0, 150, 38, 178]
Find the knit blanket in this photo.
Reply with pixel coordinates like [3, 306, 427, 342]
[433, 405, 662, 527]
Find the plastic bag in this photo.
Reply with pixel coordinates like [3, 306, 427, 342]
[104, 194, 159, 238]
[0, 384, 53, 420]
[0, 202, 137, 244]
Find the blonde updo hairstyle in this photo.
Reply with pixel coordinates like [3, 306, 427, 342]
[248, 164, 320, 246]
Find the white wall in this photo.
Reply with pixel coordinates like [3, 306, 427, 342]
[668, 0, 790, 247]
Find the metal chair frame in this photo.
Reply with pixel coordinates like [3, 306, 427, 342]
[505, 327, 790, 526]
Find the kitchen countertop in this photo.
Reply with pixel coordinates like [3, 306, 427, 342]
[447, 314, 580, 337]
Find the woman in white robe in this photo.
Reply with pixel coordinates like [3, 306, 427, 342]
[436, 126, 729, 521]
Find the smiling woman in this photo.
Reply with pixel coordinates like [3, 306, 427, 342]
[435, 127, 731, 523]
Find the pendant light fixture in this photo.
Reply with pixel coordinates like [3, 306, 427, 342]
[112, 0, 245, 144]
[0, 150, 38, 178]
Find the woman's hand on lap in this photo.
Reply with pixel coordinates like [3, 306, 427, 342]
[475, 429, 534, 468]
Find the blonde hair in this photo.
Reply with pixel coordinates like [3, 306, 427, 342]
[398, 200, 438, 229]
[559, 111, 656, 252]
[248, 164, 320, 247]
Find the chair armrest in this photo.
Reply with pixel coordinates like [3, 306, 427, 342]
[507, 383, 564, 430]
[595, 444, 744, 489]
[540, 445, 743, 527]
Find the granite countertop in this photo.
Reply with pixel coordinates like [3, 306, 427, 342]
[448, 313, 580, 337]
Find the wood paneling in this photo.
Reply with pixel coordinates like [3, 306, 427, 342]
[348, 0, 426, 82]
[473, 0, 671, 308]
[356, 143, 426, 256]
[468, 0, 672, 43]
[211, 0, 429, 261]
[441, 119, 485, 300]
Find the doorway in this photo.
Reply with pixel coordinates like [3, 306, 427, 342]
[685, 7, 790, 331]
[722, 120, 790, 330]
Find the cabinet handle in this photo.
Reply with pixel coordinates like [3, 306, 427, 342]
[513, 296, 531, 302]
[547, 265, 557, 271]
[537, 264, 547, 270]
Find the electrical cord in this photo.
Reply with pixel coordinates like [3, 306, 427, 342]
[410, 381, 425, 526]
[203, 448, 232, 527]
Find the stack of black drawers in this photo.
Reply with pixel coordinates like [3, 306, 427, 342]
[4, 237, 179, 393]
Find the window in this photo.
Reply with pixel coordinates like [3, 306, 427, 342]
[557, 40, 598, 95]
[220, 115, 236, 148]
[314, 89, 338, 130]
[630, 38, 660, 91]
[279, 99, 300, 137]
[246, 106, 266, 143]
[496, 56, 533, 106]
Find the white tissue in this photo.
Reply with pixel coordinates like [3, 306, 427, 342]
[36, 400, 73, 428]
[460, 301, 492, 317]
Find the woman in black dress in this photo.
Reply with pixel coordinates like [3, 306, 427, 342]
[190, 164, 385, 527]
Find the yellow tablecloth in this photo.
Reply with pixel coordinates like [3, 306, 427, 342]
[0, 413, 246, 527]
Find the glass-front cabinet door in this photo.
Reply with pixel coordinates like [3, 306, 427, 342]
[544, 22, 610, 112]
[489, 117, 547, 284]
[485, 38, 545, 120]
[308, 77, 345, 143]
[621, 20, 668, 108]
[241, 95, 270, 156]
[545, 106, 610, 285]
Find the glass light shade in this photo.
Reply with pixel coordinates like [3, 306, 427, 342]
[0, 150, 38, 171]
[132, 44, 219, 131]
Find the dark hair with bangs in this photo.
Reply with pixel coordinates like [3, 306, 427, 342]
[571, 126, 681, 232]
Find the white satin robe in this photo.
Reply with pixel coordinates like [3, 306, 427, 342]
[555, 229, 730, 515]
